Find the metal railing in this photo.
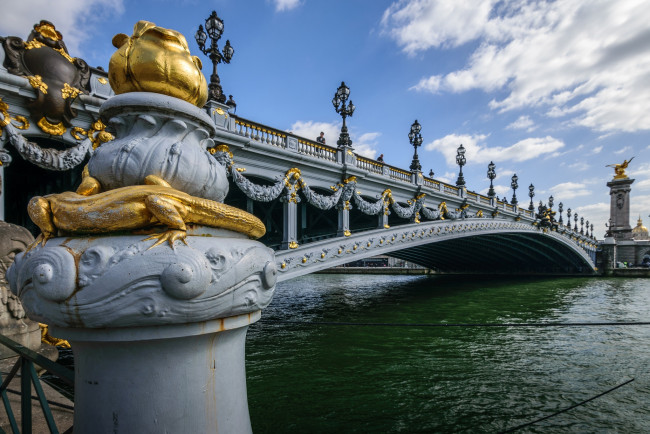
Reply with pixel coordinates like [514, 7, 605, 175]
[0, 333, 74, 434]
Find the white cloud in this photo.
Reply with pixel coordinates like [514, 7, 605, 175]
[549, 182, 592, 200]
[425, 133, 564, 166]
[506, 115, 536, 132]
[288, 120, 379, 159]
[614, 146, 632, 155]
[385, 0, 650, 134]
[568, 162, 590, 171]
[574, 202, 609, 236]
[0, 0, 124, 56]
[592, 146, 603, 154]
[272, 0, 301, 12]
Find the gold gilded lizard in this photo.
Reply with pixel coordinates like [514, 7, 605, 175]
[28, 170, 265, 249]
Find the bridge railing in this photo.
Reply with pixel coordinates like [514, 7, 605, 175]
[226, 115, 594, 235]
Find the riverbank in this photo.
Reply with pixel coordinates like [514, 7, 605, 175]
[610, 267, 650, 277]
[316, 267, 435, 275]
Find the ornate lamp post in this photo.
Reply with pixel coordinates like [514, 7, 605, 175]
[408, 120, 423, 172]
[455, 144, 466, 187]
[590, 223, 594, 238]
[580, 216, 584, 234]
[567, 208, 572, 228]
[528, 184, 535, 210]
[487, 161, 496, 198]
[332, 81, 355, 148]
[510, 174, 519, 206]
[558, 202, 563, 224]
[429, 169, 434, 178]
[574, 213, 579, 231]
[548, 195, 554, 210]
[585, 220, 589, 236]
[195, 11, 235, 103]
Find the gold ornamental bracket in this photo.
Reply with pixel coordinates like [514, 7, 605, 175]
[2, 20, 91, 136]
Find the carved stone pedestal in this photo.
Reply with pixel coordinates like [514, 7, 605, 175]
[8, 230, 276, 433]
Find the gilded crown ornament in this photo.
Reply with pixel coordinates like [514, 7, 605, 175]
[109, 21, 208, 107]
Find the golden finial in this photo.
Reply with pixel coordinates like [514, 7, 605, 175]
[109, 21, 208, 107]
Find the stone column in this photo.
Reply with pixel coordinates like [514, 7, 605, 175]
[337, 201, 351, 237]
[7, 93, 277, 433]
[607, 177, 634, 240]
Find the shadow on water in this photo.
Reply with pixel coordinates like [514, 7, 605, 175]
[247, 275, 650, 433]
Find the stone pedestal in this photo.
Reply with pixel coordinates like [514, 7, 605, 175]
[8, 231, 276, 433]
[56, 313, 257, 433]
[607, 177, 634, 240]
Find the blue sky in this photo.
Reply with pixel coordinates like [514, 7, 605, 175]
[2, 0, 650, 234]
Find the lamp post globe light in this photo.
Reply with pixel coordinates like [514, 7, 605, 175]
[548, 195, 554, 210]
[487, 161, 496, 198]
[580, 216, 584, 234]
[574, 212, 579, 231]
[510, 174, 519, 206]
[195, 10, 235, 104]
[455, 144, 466, 187]
[567, 208, 572, 228]
[409, 120, 423, 172]
[558, 202, 563, 224]
[332, 81, 355, 148]
[586, 220, 589, 236]
[528, 184, 535, 210]
[590, 223, 594, 238]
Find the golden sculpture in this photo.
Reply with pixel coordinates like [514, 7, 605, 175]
[28, 171, 265, 249]
[109, 21, 208, 107]
[606, 157, 634, 180]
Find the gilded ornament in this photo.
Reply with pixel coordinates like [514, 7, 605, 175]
[301, 257, 307, 263]
[28, 174, 265, 249]
[97, 77, 108, 85]
[288, 241, 299, 249]
[55, 47, 74, 63]
[606, 157, 634, 180]
[28, 75, 48, 94]
[344, 230, 351, 237]
[34, 22, 62, 41]
[37, 117, 66, 135]
[24, 40, 44, 50]
[109, 21, 208, 107]
[61, 83, 82, 99]
[39, 323, 70, 348]
[321, 253, 326, 258]
[213, 107, 225, 116]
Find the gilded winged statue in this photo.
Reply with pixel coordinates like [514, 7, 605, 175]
[606, 157, 634, 180]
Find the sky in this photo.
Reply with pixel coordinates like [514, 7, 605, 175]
[2, 0, 649, 236]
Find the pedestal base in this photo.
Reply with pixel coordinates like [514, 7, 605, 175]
[53, 312, 259, 434]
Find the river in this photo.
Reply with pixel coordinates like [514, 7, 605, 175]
[245, 274, 650, 433]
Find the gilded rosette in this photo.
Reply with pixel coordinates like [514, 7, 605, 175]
[109, 21, 208, 107]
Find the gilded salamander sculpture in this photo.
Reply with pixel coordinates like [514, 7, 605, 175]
[28, 171, 265, 249]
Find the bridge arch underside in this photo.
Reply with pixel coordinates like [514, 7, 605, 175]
[387, 232, 594, 275]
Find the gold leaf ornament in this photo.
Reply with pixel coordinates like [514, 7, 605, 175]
[109, 21, 208, 107]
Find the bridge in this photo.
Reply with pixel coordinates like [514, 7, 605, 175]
[0, 54, 598, 278]
[0, 18, 604, 433]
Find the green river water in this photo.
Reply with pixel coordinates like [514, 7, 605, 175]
[245, 275, 650, 433]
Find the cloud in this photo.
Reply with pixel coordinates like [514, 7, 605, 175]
[425, 133, 564, 166]
[614, 146, 632, 155]
[384, 0, 650, 134]
[506, 115, 536, 132]
[548, 182, 592, 200]
[592, 145, 603, 154]
[0, 0, 124, 56]
[574, 202, 609, 236]
[272, 0, 301, 12]
[568, 162, 590, 171]
[288, 120, 379, 159]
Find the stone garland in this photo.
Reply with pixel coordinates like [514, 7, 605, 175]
[213, 147, 476, 222]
